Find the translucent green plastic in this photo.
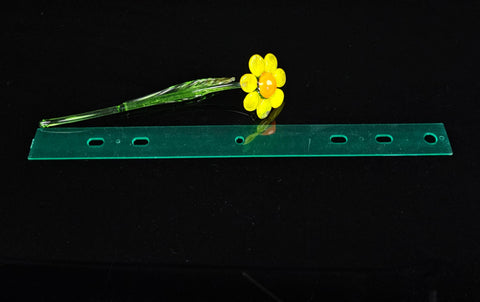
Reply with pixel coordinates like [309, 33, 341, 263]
[28, 123, 452, 160]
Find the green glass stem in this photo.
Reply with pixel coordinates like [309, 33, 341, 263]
[39, 77, 240, 128]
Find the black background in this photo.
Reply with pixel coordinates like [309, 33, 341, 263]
[2, 1, 480, 301]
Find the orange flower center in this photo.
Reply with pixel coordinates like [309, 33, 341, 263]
[258, 72, 277, 98]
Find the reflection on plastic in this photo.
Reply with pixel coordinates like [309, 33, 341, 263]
[244, 102, 284, 145]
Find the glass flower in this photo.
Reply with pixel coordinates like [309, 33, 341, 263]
[240, 53, 286, 119]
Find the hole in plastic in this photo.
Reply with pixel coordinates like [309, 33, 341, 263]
[424, 133, 438, 144]
[330, 135, 348, 144]
[87, 138, 104, 147]
[132, 137, 149, 146]
[235, 136, 245, 145]
[375, 134, 393, 144]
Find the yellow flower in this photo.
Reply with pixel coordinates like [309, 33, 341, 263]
[240, 53, 286, 119]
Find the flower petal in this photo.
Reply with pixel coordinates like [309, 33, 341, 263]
[256, 99, 272, 119]
[264, 53, 278, 73]
[240, 73, 258, 93]
[248, 54, 265, 77]
[273, 68, 286, 88]
[243, 91, 260, 112]
[269, 88, 284, 108]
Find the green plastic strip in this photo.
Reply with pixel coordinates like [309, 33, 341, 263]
[28, 123, 452, 160]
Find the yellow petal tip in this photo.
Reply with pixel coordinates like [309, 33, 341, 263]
[256, 99, 272, 119]
[248, 54, 265, 77]
[273, 68, 286, 88]
[270, 88, 284, 108]
[243, 92, 260, 112]
[240, 73, 258, 93]
[264, 53, 278, 73]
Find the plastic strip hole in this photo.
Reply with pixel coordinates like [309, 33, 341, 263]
[424, 133, 438, 144]
[375, 134, 393, 144]
[330, 135, 348, 144]
[235, 136, 245, 145]
[87, 138, 104, 147]
[132, 137, 149, 146]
